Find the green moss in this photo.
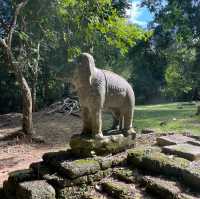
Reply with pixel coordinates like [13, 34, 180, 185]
[103, 181, 130, 194]
[128, 147, 190, 169]
[189, 168, 200, 176]
[74, 159, 99, 166]
[150, 152, 189, 168]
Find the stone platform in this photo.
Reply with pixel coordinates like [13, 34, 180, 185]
[2, 132, 200, 199]
[70, 131, 136, 157]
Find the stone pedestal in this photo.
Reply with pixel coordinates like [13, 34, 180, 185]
[70, 131, 136, 157]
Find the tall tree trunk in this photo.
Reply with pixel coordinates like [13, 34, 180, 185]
[31, 80, 37, 112]
[0, 0, 33, 136]
[21, 76, 33, 134]
[2, 43, 34, 135]
[196, 105, 200, 115]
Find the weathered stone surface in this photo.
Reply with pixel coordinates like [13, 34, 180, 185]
[141, 175, 200, 199]
[128, 147, 190, 175]
[70, 133, 135, 157]
[83, 189, 111, 199]
[42, 150, 72, 164]
[30, 162, 51, 179]
[183, 161, 200, 191]
[62, 53, 135, 139]
[188, 140, 200, 146]
[163, 143, 200, 161]
[3, 169, 37, 199]
[101, 179, 136, 199]
[141, 128, 155, 134]
[157, 134, 194, 146]
[42, 168, 112, 188]
[128, 147, 186, 175]
[58, 158, 101, 179]
[57, 186, 86, 199]
[127, 147, 200, 191]
[96, 152, 127, 170]
[113, 167, 138, 183]
[136, 133, 158, 146]
[8, 168, 36, 183]
[16, 180, 56, 199]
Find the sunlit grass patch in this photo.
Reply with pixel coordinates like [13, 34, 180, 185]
[103, 102, 200, 135]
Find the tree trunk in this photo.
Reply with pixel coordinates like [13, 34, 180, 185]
[31, 80, 37, 112]
[196, 104, 200, 115]
[0, 0, 33, 136]
[21, 76, 33, 135]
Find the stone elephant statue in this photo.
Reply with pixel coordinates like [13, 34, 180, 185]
[71, 53, 135, 139]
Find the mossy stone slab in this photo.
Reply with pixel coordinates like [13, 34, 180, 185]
[128, 147, 190, 177]
[163, 143, 200, 161]
[141, 175, 200, 199]
[188, 140, 200, 146]
[8, 169, 36, 183]
[3, 169, 37, 199]
[127, 147, 200, 191]
[16, 180, 56, 199]
[42, 168, 112, 188]
[102, 180, 136, 199]
[157, 135, 194, 146]
[70, 133, 136, 157]
[58, 158, 101, 179]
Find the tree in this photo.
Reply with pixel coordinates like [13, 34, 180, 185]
[142, 0, 200, 109]
[128, 31, 167, 103]
[0, 0, 146, 115]
[0, 0, 33, 135]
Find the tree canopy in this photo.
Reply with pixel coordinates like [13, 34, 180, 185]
[1, 0, 200, 118]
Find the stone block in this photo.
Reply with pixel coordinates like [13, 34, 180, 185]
[101, 179, 136, 199]
[70, 132, 135, 157]
[58, 158, 101, 179]
[188, 140, 200, 146]
[128, 147, 190, 177]
[127, 147, 200, 191]
[3, 169, 37, 199]
[141, 175, 200, 199]
[42, 150, 72, 164]
[42, 168, 112, 188]
[157, 134, 194, 146]
[16, 180, 56, 199]
[8, 168, 36, 183]
[162, 143, 200, 161]
[96, 151, 127, 170]
[57, 186, 86, 199]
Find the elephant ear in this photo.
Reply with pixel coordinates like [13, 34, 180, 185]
[77, 53, 96, 82]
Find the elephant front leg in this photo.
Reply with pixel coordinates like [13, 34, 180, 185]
[81, 107, 92, 136]
[91, 109, 103, 139]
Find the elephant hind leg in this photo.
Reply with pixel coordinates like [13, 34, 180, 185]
[82, 107, 92, 135]
[111, 109, 120, 130]
[110, 109, 124, 130]
[123, 108, 135, 135]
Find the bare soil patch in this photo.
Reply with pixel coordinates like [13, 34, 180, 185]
[0, 111, 82, 186]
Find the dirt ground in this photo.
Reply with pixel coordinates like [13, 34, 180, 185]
[0, 111, 82, 186]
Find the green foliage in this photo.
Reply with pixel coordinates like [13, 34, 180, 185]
[165, 64, 192, 98]
[128, 32, 167, 103]
[0, 0, 148, 113]
[142, 0, 200, 101]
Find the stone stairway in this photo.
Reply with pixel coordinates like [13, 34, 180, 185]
[2, 133, 200, 199]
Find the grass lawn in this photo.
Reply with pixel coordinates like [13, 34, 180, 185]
[103, 102, 200, 135]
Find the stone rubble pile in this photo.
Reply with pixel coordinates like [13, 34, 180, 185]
[1, 133, 200, 199]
